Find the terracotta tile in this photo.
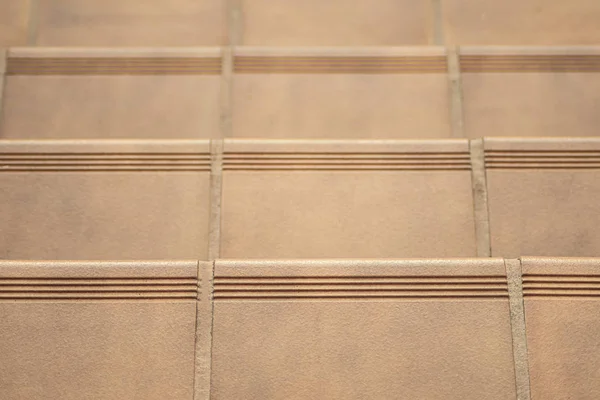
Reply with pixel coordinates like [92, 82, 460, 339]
[0, 0, 30, 46]
[221, 140, 476, 258]
[461, 47, 600, 138]
[442, 0, 600, 45]
[240, 0, 432, 46]
[232, 48, 452, 139]
[212, 259, 516, 399]
[523, 257, 600, 400]
[1, 48, 221, 139]
[485, 138, 600, 257]
[35, 0, 226, 46]
[0, 260, 199, 400]
[0, 140, 211, 259]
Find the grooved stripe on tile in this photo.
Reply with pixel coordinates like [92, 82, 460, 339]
[485, 150, 600, 169]
[461, 55, 600, 73]
[214, 275, 508, 300]
[524, 274, 600, 297]
[0, 276, 198, 300]
[0, 153, 211, 171]
[7, 57, 222, 75]
[223, 151, 471, 171]
[235, 56, 448, 73]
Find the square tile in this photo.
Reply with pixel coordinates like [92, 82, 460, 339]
[221, 140, 476, 258]
[0, 140, 211, 259]
[461, 47, 600, 138]
[0, 0, 30, 46]
[212, 259, 516, 399]
[0, 260, 199, 400]
[523, 257, 600, 400]
[240, 0, 432, 45]
[1, 48, 221, 139]
[485, 138, 600, 257]
[443, 0, 600, 45]
[36, 0, 226, 46]
[232, 48, 452, 139]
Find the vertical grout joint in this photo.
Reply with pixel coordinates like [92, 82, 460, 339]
[469, 138, 492, 257]
[208, 140, 224, 260]
[447, 46, 464, 138]
[27, 0, 40, 46]
[228, 0, 243, 47]
[431, 0, 444, 45]
[504, 258, 532, 400]
[194, 261, 216, 400]
[0, 48, 7, 133]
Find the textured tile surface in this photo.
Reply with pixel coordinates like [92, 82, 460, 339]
[443, 0, 600, 45]
[0, 260, 198, 400]
[0, 0, 30, 46]
[35, 0, 226, 46]
[523, 257, 600, 400]
[485, 138, 600, 257]
[0, 141, 211, 259]
[212, 259, 516, 399]
[239, 0, 432, 45]
[232, 48, 452, 139]
[1, 48, 221, 139]
[221, 140, 476, 258]
[461, 47, 600, 138]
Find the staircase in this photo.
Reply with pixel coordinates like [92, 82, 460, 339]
[1, 1, 600, 399]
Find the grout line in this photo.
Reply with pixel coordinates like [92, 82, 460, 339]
[447, 46, 464, 138]
[219, 46, 234, 140]
[469, 138, 492, 257]
[219, 0, 241, 141]
[194, 261, 215, 400]
[505, 259, 532, 400]
[207, 261, 216, 400]
[431, 0, 445, 45]
[0, 48, 6, 133]
[27, 0, 40, 45]
[229, 0, 243, 47]
[208, 140, 224, 261]
[191, 261, 200, 400]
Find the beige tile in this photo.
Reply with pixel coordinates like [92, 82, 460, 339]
[0, 0, 30, 46]
[461, 48, 600, 138]
[232, 48, 452, 139]
[240, 0, 432, 45]
[523, 257, 600, 400]
[36, 0, 226, 46]
[221, 140, 476, 258]
[443, 0, 600, 45]
[0, 260, 198, 400]
[1, 48, 221, 139]
[0, 140, 211, 259]
[485, 138, 600, 257]
[212, 259, 516, 399]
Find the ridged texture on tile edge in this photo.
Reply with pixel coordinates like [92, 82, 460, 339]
[0, 260, 198, 301]
[0, 140, 212, 172]
[222, 139, 471, 171]
[522, 257, 600, 298]
[214, 259, 507, 301]
[484, 138, 600, 170]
